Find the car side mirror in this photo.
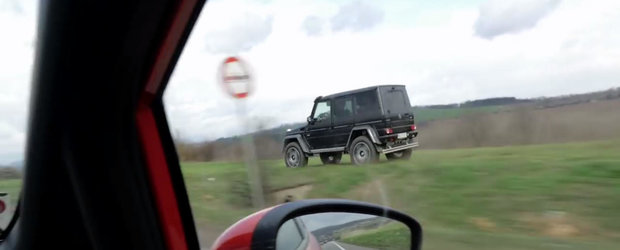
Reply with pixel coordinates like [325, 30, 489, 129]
[307, 116, 316, 125]
[211, 199, 423, 250]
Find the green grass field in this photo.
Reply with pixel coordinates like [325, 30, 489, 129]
[413, 105, 502, 123]
[1, 139, 619, 249]
[0, 179, 21, 205]
[182, 139, 620, 249]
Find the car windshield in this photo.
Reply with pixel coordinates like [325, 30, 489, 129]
[165, 0, 620, 249]
[3, 0, 620, 249]
[0, 0, 35, 232]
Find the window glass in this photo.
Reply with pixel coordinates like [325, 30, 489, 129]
[382, 89, 409, 115]
[333, 96, 353, 124]
[0, 0, 34, 233]
[354, 90, 381, 118]
[276, 219, 304, 250]
[162, 0, 620, 249]
[312, 101, 331, 124]
[4, 0, 620, 249]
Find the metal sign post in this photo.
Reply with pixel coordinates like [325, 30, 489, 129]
[219, 56, 265, 208]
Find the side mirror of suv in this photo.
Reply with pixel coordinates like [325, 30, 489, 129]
[307, 116, 316, 125]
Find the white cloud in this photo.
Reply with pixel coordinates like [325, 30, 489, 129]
[0, 0, 23, 14]
[330, 0, 384, 32]
[204, 12, 273, 54]
[0, 0, 36, 164]
[0, 121, 25, 163]
[2, 0, 619, 154]
[474, 0, 561, 39]
[301, 16, 323, 36]
[164, 0, 620, 143]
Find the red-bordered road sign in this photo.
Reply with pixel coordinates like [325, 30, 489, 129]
[218, 56, 253, 99]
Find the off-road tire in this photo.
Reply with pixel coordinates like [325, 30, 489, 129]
[349, 136, 379, 165]
[320, 152, 342, 165]
[284, 142, 308, 168]
[386, 148, 412, 161]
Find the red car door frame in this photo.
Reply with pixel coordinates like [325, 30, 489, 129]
[0, 1, 206, 249]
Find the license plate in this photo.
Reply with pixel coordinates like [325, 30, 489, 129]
[397, 132, 407, 139]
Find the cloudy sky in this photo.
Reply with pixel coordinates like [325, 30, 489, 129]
[1, 0, 620, 163]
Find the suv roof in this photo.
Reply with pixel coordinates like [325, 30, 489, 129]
[319, 84, 405, 100]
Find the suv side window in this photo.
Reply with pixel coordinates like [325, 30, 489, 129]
[333, 96, 354, 125]
[354, 90, 381, 120]
[312, 100, 331, 126]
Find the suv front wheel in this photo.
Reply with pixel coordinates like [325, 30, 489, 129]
[284, 142, 308, 168]
[320, 152, 342, 165]
[349, 136, 379, 165]
[386, 148, 412, 161]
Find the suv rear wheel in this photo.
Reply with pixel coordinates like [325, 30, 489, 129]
[284, 142, 308, 168]
[386, 148, 412, 161]
[349, 136, 379, 165]
[320, 152, 342, 165]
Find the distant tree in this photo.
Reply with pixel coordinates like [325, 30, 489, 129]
[0, 167, 21, 180]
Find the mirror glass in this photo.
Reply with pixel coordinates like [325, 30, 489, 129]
[276, 212, 410, 250]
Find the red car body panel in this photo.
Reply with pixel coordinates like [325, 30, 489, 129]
[136, 0, 200, 249]
[211, 207, 274, 250]
[212, 205, 324, 250]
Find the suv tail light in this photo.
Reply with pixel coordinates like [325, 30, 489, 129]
[410, 124, 416, 131]
[385, 128, 393, 134]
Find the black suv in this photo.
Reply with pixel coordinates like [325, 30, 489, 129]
[283, 85, 419, 167]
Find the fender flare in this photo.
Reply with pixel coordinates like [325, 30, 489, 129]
[345, 125, 381, 150]
[282, 134, 311, 153]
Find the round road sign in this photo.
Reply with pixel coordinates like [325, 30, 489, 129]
[218, 56, 253, 99]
